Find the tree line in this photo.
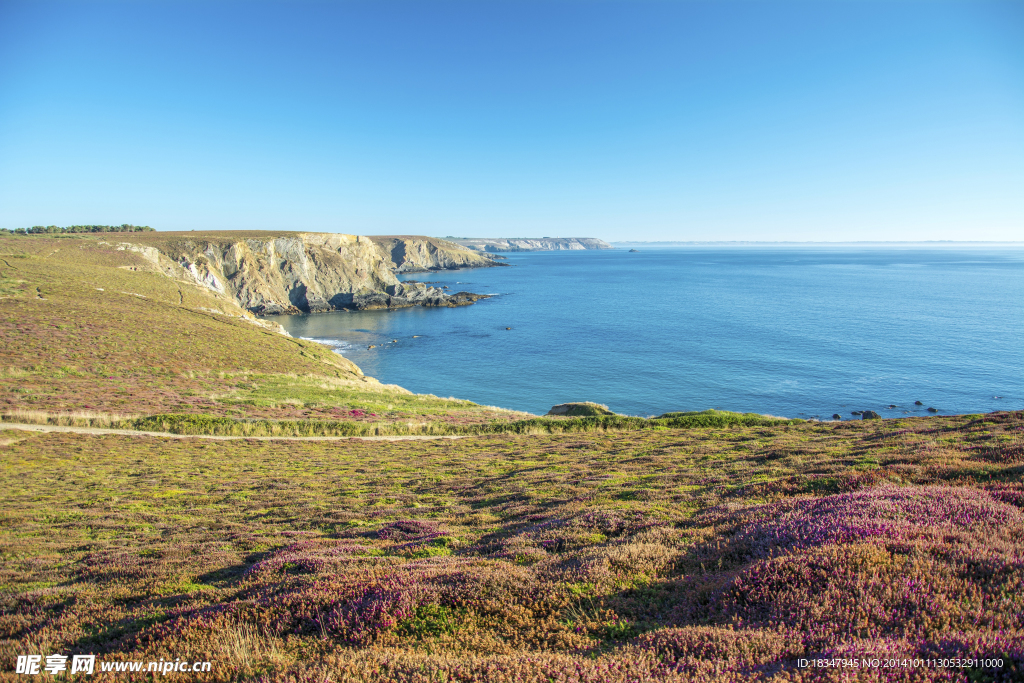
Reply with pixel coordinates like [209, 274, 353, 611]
[1, 224, 155, 235]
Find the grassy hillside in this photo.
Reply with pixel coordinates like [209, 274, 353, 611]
[1, 412, 1021, 681]
[0, 234, 527, 429]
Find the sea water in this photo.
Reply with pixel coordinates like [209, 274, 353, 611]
[266, 245, 1024, 419]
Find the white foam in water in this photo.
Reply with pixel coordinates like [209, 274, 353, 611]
[301, 337, 351, 355]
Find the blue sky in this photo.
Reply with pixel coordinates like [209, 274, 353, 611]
[1, 1, 1022, 241]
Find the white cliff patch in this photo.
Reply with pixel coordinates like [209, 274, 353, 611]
[114, 242, 162, 264]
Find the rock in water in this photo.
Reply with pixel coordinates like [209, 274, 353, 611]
[546, 402, 615, 417]
[851, 411, 863, 416]
[861, 410, 881, 420]
[927, 407, 938, 413]
[832, 414, 842, 420]
[915, 401, 924, 405]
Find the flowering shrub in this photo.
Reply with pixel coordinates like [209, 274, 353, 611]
[375, 519, 444, 541]
[244, 539, 375, 578]
[323, 574, 433, 643]
[709, 486, 1024, 659]
[3, 411, 1023, 681]
[728, 484, 1022, 559]
[633, 625, 803, 672]
[986, 482, 1024, 508]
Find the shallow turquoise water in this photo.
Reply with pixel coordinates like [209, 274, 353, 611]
[266, 246, 1024, 419]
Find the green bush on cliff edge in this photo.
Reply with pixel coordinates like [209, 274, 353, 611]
[654, 409, 788, 428]
[495, 409, 800, 435]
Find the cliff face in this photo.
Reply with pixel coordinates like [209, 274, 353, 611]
[450, 237, 613, 252]
[124, 232, 499, 315]
[368, 236, 502, 272]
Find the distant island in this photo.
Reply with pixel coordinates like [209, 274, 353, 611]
[445, 237, 613, 252]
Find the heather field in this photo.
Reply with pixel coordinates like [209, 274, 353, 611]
[1, 412, 1023, 681]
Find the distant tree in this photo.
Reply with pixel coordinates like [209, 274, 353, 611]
[11, 224, 155, 236]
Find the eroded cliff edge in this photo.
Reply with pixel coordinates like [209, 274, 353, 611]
[119, 231, 504, 315]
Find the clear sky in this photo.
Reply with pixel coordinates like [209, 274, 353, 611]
[1, 1, 1022, 241]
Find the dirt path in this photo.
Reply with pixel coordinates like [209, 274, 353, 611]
[0, 422, 466, 442]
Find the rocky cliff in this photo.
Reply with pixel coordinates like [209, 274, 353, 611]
[450, 237, 613, 252]
[368, 236, 503, 272]
[121, 231, 501, 315]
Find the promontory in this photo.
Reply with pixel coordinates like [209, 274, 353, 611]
[106, 231, 504, 315]
[447, 237, 613, 252]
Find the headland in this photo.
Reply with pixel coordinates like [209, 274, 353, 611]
[77, 230, 504, 315]
[447, 236, 614, 252]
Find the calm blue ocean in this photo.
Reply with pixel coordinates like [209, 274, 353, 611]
[266, 246, 1024, 419]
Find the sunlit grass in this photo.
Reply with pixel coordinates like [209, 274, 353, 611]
[0, 412, 1021, 681]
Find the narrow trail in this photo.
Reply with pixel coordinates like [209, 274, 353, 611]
[0, 422, 467, 442]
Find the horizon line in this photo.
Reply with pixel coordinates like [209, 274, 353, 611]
[608, 240, 1024, 244]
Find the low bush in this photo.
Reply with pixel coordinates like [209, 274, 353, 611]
[0, 408, 803, 438]
[654, 409, 795, 428]
[488, 410, 801, 435]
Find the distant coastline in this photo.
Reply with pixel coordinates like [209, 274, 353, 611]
[612, 240, 1024, 248]
[446, 237, 613, 252]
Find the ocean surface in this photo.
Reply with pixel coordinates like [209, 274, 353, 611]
[266, 245, 1024, 419]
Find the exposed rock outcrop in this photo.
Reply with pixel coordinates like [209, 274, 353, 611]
[121, 231, 497, 316]
[546, 402, 615, 417]
[450, 237, 613, 252]
[368, 236, 505, 272]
